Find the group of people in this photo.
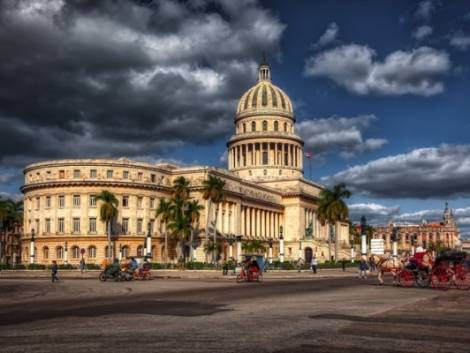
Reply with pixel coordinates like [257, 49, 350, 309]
[101, 257, 152, 277]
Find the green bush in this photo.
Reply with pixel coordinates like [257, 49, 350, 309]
[27, 264, 46, 270]
[185, 261, 205, 270]
[58, 264, 75, 270]
[85, 263, 101, 270]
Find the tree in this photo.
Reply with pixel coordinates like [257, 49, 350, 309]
[167, 210, 192, 260]
[317, 183, 351, 261]
[172, 176, 191, 201]
[96, 191, 118, 260]
[185, 199, 204, 261]
[0, 198, 23, 233]
[242, 240, 265, 254]
[156, 198, 172, 264]
[202, 175, 226, 263]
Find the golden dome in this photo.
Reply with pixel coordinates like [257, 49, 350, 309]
[236, 62, 293, 118]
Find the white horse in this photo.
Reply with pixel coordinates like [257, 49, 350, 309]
[371, 254, 404, 285]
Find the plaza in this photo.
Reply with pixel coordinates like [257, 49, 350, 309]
[0, 274, 469, 353]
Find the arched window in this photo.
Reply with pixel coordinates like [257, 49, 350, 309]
[71, 246, 80, 259]
[56, 246, 64, 259]
[43, 246, 49, 259]
[105, 246, 113, 258]
[88, 246, 96, 258]
[251, 121, 256, 132]
[262, 120, 268, 131]
[24, 247, 29, 261]
[274, 121, 278, 131]
[243, 123, 246, 133]
[121, 245, 129, 258]
[284, 122, 287, 132]
[137, 245, 144, 257]
[152, 245, 157, 259]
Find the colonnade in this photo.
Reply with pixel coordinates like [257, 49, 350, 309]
[241, 206, 282, 239]
[228, 142, 302, 169]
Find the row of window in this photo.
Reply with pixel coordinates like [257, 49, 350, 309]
[35, 244, 148, 260]
[237, 120, 294, 134]
[29, 195, 157, 210]
[29, 169, 164, 183]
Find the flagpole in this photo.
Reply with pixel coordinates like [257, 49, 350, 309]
[304, 151, 313, 180]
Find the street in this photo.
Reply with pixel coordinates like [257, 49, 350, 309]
[0, 274, 469, 353]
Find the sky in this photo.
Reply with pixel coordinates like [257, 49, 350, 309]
[1, 0, 470, 238]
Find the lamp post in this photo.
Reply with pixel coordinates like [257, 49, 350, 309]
[411, 234, 417, 255]
[146, 222, 152, 258]
[350, 246, 355, 263]
[226, 234, 235, 259]
[64, 241, 68, 265]
[236, 235, 242, 263]
[29, 229, 35, 265]
[268, 238, 273, 264]
[360, 216, 367, 259]
[192, 236, 198, 261]
[391, 226, 398, 259]
[279, 226, 284, 263]
[118, 244, 123, 261]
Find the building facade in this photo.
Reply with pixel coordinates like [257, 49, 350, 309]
[372, 203, 460, 254]
[21, 61, 350, 265]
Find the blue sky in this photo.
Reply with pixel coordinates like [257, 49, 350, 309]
[1, 0, 470, 236]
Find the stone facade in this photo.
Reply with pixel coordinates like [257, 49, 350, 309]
[21, 61, 350, 265]
[372, 204, 460, 254]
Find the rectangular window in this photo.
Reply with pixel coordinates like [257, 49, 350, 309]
[73, 195, 81, 207]
[150, 197, 155, 209]
[46, 196, 51, 208]
[73, 218, 80, 233]
[90, 169, 97, 178]
[262, 151, 268, 165]
[73, 169, 81, 178]
[45, 218, 51, 233]
[151, 174, 156, 183]
[89, 218, 96, 233]
[89, 195, 97, 207]
[35, 219, 40, 233]
[58, 218, 64, 233]
[137, 172, 143, 181]
[59, 170, 65, 178]
[123, 171, 129, 179]
[137, 218, 143, 234]
[122, 218, 129, 234]
[149, 219, 154, 234]
[58, 195, 65, 208]
[122, 196, 129, 208]
[36, 197, 40, 210]
[46, 170, 51, 178]
[137, 197, 143, 208]
[107, 170, 113, 178]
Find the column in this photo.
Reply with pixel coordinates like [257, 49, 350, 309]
[256, 209, 261, 238]
[247, 208, 251, 237]
[261, 210, 265, 239]
[274, 143, 278, 165]
[241, 206, 245, 236]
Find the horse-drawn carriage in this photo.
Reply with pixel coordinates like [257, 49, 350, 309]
[375, 250, 470, 290]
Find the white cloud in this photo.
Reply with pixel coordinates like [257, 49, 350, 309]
[219, 150, 228, 164]
[323, 144, 470, 199]
[313, 22, 339, 49]
[304, 45, 450, 96]
[295, 115, 387, 158]
[413, 25, 433, 40]
[450, 32, 470, 50]
[415, 0, 434, 20]
[349, 203, 400, 225]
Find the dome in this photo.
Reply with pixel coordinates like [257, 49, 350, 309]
[236, 62, 293, 118]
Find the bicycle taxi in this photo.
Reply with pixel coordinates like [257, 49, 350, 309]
[236, 254, 266, 283]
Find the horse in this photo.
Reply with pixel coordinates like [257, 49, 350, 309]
[371, 254, 404, 285]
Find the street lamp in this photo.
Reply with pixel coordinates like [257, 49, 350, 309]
[279, 225, 284, 263]
[236, 235, 243, 263]
[30, 229, 35, 265]
[146, 222, 152, 258]
[64, 240, 68, 265]
[360, 216, 367, 258]
[391, 226, 398, 259]
[226, 234, 236, 259]
[268, 238, 273, 264]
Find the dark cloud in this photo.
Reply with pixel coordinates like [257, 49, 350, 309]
[0, 0, 285, 167]
[323, 144, 470, 199]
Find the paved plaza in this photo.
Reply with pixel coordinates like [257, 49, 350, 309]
[0, 272, 469, 353]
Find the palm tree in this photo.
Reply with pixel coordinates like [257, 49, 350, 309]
[242, 240, 265, 254]
[167, 210, 192, 261]
[156, 198, 172, 264]
[186, 199, 204, 261]
[172, 176, 191, 201]
[202, 175, 226, 263]
[0, 198, 23, 233]
[317, 183, 351, 261]
[96, 191, 118, 260]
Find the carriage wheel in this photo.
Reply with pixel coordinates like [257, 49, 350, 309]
[398, 270, 415, 287]
[431, 265, 451, 290]
[416, 270, 431, 288]
[454, 264, 470, 290]
[257, 274, 263, 283]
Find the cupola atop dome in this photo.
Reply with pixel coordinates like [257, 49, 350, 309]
[236, 57, 294, 118]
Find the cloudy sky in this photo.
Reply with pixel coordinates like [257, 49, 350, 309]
[1, 0, 470, 237]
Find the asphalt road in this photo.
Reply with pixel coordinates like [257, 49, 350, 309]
[0, 276, 469, 353]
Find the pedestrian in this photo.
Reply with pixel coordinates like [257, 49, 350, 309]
[51, 260, 59, 283]
[359, 258, 369, 279]
[79, 258, 85, 274]
[369, 256, 376, 273]
[311, 255, 318, 274]
[222, 260, 228, 276]
[341, 258, 346, 272]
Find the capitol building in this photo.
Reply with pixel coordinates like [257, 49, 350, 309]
[21, 60, 350, 265]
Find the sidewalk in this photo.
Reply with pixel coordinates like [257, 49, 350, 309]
[0, 268, 359, 280]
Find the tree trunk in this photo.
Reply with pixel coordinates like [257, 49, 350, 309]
[212, 203, 220, 264]
[164, 222, 168, 265]
[205, 200, 212, 262]
[327, 223, 332, 262]
[107, 221, 112, 261]
[333, 223, 338, 262]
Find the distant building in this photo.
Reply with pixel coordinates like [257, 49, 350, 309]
[0, 225, 22, 265]
[372, 203, 460, 253]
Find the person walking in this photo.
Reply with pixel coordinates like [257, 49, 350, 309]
[369, 256, 376, 273]
[341, 258, 347, 272]
[359, 258, 369, 279]
[51, 260, 59, 283]
[79, 258, 86, 274]
[311, 255, 318, 274]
